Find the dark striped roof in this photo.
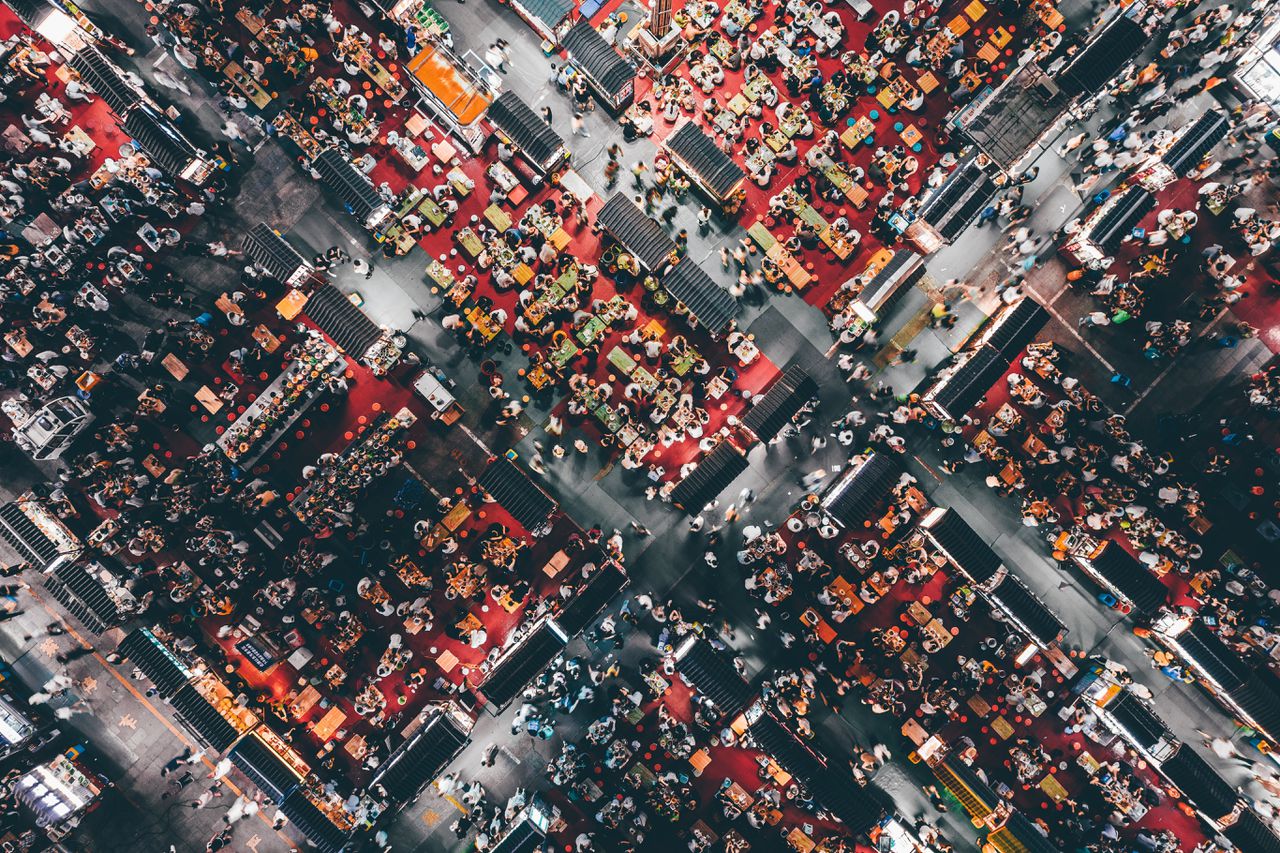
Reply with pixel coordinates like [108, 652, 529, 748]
[280, 789, 350, 853]
[921, 508, 1002, 584]
[66, 46, 142, 117]
[987, 573, 1066, 648]
[118, 628, 190, 699]
[478, 621, 566, 711]
[670, 442, 749, 514]
[373, 710, 470, 802]
[169, 683, 241, 752]
[925, 345, 1008, 421]
[1163, 110, 1229, 176]
[1088, 542, 1167, 616]
[243, 223, 310, 283]
[665, 120, 746, 200]
[741, 364, 820, 442]
[982, 297, 1048, 361]
[561, 20, 635, 98]
[820, 453, 898, 529]
[1160, 742, 1238, 820]
[662, 259, 740, 335]
[124, 105, 201, 178]
[303, 284, 384, 357]
[1226, 809, 1280, 853]
[230, 734, 301, 804]
[312, 148, 382, 219]
[488, 91, 566, 169]
[673, 638, 753, 718]
[1176, 620, 1250, 692]
[1104, 691, 1170, 752]
[555, 561, 628, 637]
[478, 457, 557, 532]
[596, 193, 676, 271]
[1057, 12, 1146, 96]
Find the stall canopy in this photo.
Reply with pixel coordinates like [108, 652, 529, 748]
[312, 148, 384, 221]
[487, 90, 566, 171]
[989, 812, 1058, 853]
[665, 120, 746, 201]
[748, 711, 828, 786]
[1226, 669, 1280, 744]
[920, 508, 1003, 585]
[373, 709, 471, 802]
[478, 457, 558, 531]
[917, 154, 998, 241]
[1087, 542, 1167, 616]
[280, 789, 350, 853]
[514, 0, 574, 37]
[858, 250, 925, 315]
[405, 42, 493, 132]
[1174, 619, 1251, 691]
[561, 20, 635, 106]
[303, 284, 384, 357]
[812, 770, 890, 834]
[1226, 809, 1280, 853]
[934, 758, 999, 820]
[820, 453, 898, 529]
[230, 734, 301, 803]
[118, 628, 191, 699]
[243, 223, 312, 285]
[478, 620, 568, 711]
[1162, 109, 1230, 176]
[661, 259, 740, 335]
[491, 809, 548, 853]
[1104, 691, 1171, 753]
[1159, 742, 1239, 820]
[981, 297, 1049, 362]
[741, 364, 819, 442]
[66, 45, 142, 116]
[922, 345, 1008, 422]
[958, 64, 1067, 170]
[169, 683, 242, 752]
[987, 573, 1066, 648]
[673, 636, 754, 718]
[596, 193, 676, 271]
[1056, 10, 1147, 97]
[43, 562, 119, 634]
[670, 442, 750, 514]
[1088, 188, 1156, 250]
[554, 561, 629, 636]
[123, 105, 203, 179]
[0, 502, 63, 567]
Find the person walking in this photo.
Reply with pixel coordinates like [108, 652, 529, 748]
[570, 113, 589, 137]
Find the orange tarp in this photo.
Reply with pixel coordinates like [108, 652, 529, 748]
[406, 45, 492, 127]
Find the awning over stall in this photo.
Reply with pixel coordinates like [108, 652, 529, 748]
[230, 734, 302, 803]
[67, 45, 142, 116]
[279, 789, 350, 853]
[312, 148, 384, 221]
[123, 104, 204, 180]
[670, 442, 749, 514]
[596, 193, 676, 271]
[989, 811, 1058, 853]
[0, 502, 65, 568]
[1226, 809, 1280, 853]
[921, 345, 1008, 422]
[118, 628, 192, 699]
[1056, 11, 1146, 97]
[303, 284, 384, 357]
[487, 90, 567, 172]
[673, 636, 753, 718]
[478, 457, 558, 531]
[934, 757, 1000, 820]
[919, 507, 1003, 584]
[987, 573, 1067, 648]
[664, 120, 746, 201]
[554, 561, 628, 636]
[405, 41, 493, 129]
[978, 297, 1049, 361]
[561, 20, 635, 106]
[1087, 542, 1167, 616]
[1104, 691, 1171, 753]
[169, 684, 241, 752]
[43, 562, 120, 634]
[1159, 742, 1239, 821]
[741, 364, 819, 442]
[1172, 620, 1251, 691]
[661, 260, 740, 335]
[917, 154, 998, 242]
[1162, 109, 1230, 176]
[820, 453, 898, 529]
[958, 64, 1067, 170]
[243, 223, 313, 285]
[1087, 188, 1156, 250]
[373, 709, 471, 802]
[478, 620, 568, 711]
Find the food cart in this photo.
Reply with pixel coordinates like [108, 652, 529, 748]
[412, 367, 463, 425]
[560, 20, 636, 112]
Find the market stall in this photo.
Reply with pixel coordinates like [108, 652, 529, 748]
[372, 705, 472, 804]
[122, 104, 217, 185]
[918, 507, 1004, 585]
[985, 572, 1067, 651]
[486, 90, 569, 176]
[1161, 109, 1230, 176]
[560, 20, 636, 112]
[740, 364, 819, 443]
[312, 148, 393, 230]
[1053, 533, 1167, 617]
[229, 729, 307, 803]
[669, 440, 750, 514]
[302, 283, 403, 374]
[476, 618, 569, 712]
[14, 754, 101, 831]
[0, 496, 81, 570]
[662, 119, 746, 208]
[169, 680, 248, 752]
[921, 344, 1008, 423]
[65, 44, 146, 115]
[1061, 186, 1156, 266]
[595, 192, 677, 272]
[971, 296, 1049, 361]
[504, 0, 575, 44]
[1054, 6, 1147, 98]
[477, 456, 558, 533]
[914, 153, 998, 244]
[553, 560, 629, 636]
[279, 788, 354, 853]
[672, 636, 754, 718]
[117, 627, 193, 699]
[660, 258, 740, 336]
[242, 223, 315, 287]
[819, 452, 899, 529]
[42, 560, 135, 634]
[404, 39, 493, 152]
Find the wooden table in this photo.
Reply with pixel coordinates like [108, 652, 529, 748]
[344, 734, 368, 760]
[4, 329, 32, 357]
[195, 385, 223, 414]
[688, 748, 712, 775]
[276, 289, 309, 320]
[312, 706, 345, 741]
[963, 0, 986, 19]
[542, 550, 570, 577]
[901, 124, 923, 147]
[917, 71, 940, 94]
[436, 649, 459, 673]
[787, 828, 816, 853]
[290, 685, 321, 717]
[224, 61, 272, 109]
[252, 324, 281, 353]
[907, 601, 932, 625]
[161, 353, 188, 381]
[1040, 772, 1068, 802]
[902, 718, 928, 745]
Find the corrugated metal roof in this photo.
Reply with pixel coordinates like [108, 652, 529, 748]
[596, 193, 676, 270]
[662, 259, 740, 335]
[487, 90, 566, 168]
[665, 120, 746, 200]
[561, 20, 635, 97]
